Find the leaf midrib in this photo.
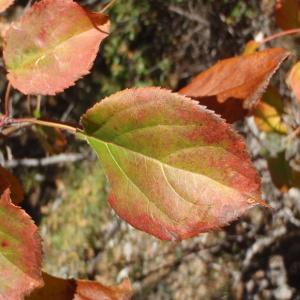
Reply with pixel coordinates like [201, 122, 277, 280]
[104, 142, 183, 226]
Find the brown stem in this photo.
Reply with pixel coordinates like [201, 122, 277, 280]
[100, 0, 117, 13]
[10, 118, 79, 134]
[36, 95, 42, 114]
[260, 28, 300, 44]
[0, 124, 31, 137]
[3, 83, 12, 117]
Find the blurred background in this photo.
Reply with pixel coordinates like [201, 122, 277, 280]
[1, 1, 300, 299]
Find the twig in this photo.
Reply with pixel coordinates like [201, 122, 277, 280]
[26, 95, 32, 114]
[35, 95, 42, 117]
[0, 124, 31, 137]
[260, 28, 300, 44]
[61, 103, 75, 122]
[3, 153, 85, 168]
[10, 118, 79, 134]
[287, 126, 300, 142]
[169, 5, 209, 26]
[3, 83, 12, 117]
[136, 243, 219, 282]
[25, 0, 34, 12]
[100, 0, 117, 13]
[242, 226, 286, 270]
[277, 207, 300, 228]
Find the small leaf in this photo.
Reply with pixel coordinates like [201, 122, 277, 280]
[81, 88, 264, 241]
[275, 0, 300, 30]
[0, 0, 13, 13]
[3, 0, 110, 95]
[254, 86, 287, 134]
[287, 61, 300, 102]
[27, 272, 132, 300]
[0, 189, 43, 300]
[0, 165, 24, 204]
[179, 48, 289, 123]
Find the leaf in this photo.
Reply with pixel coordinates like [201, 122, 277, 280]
[275, 0, 300, 30]
[80, 88, 264, 241]
[287, 61, 300, 102]
[0, 165, 24, 205]
[0, 189, 43, 300]
[179, 48, 289, 123]
[0, 0, 13, 13]
[27, 272, 132, 300]
[254, 86, 287, 134]
[3, 0, 110, 95]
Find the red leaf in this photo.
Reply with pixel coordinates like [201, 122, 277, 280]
[27, 272, 132, 300]
[3, 0, 110, 95]
[0, 189, 43, 300]
[275, 0, 300, 30]
[0, 0, 13, 13]
[179, 48, 289, 123]
[81, 88, 266, 241]
[287, 61, 300, 102]
[0, 165, 24, 204]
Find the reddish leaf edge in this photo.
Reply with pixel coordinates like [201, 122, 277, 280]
[243, 48, 289, 110]
[107, 192, 269, 241]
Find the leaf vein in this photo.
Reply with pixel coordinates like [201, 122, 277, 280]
[104, 143, 182, 226]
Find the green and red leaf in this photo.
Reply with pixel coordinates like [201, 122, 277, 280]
[0, 165, 24, 205]
[81, 88, 265, 241]
[27, 273, 132, 300]
[0, 0, 13, 13]
[0, 189, 43, 300]
[3, 0, 110, 95]
[179, 48, 289, 123]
